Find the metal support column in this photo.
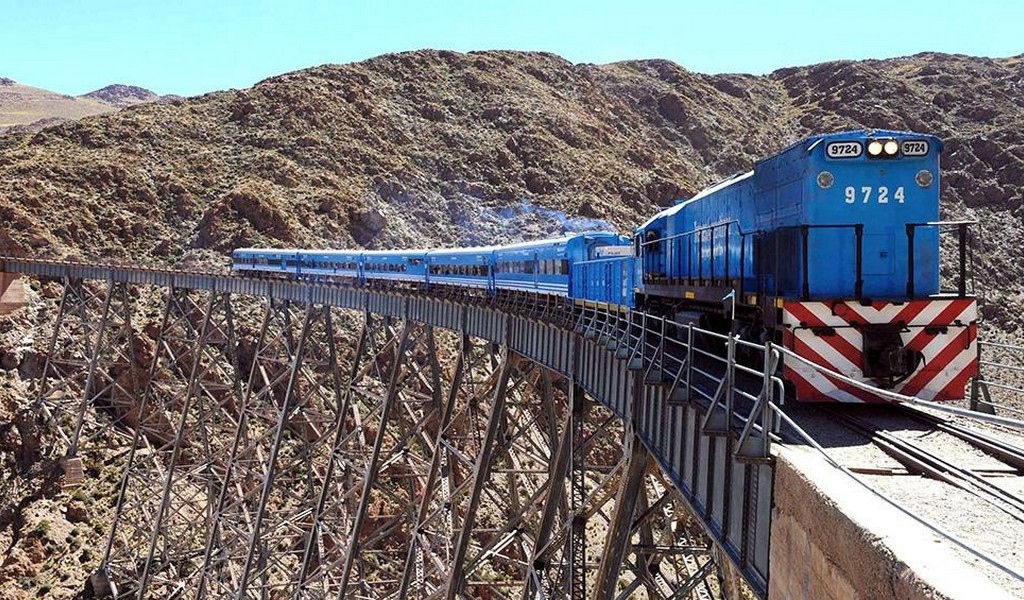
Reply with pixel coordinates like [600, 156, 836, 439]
[335, 321, 412, 596]
[196, 297, 304, 598]
[569, 383, 588, 599]
[397, 333, 472, 598]
[445, 351, 513, 599]
[593, 433, 648, 600]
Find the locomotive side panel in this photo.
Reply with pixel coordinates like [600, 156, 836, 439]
[684, 177, 756, 286]
[751, 144, 810, 298]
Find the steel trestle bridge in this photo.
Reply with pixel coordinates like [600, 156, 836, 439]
[2, 258, 779, 599]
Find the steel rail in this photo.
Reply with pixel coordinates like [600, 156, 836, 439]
[775, 404, 1024, 585]
[777, 346, 1024, 431]
[896, 404, 1024, 471]
[821, 407, 1024, 524]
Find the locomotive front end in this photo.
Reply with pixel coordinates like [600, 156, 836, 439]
[778, 131, 978, 401]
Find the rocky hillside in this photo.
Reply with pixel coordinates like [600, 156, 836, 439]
[81, 84, 178, 108]
[0, 79, 170, 134]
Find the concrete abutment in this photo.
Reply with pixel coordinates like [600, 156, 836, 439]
[0, 273, 25, 314]
[769, 446, 1013, 600]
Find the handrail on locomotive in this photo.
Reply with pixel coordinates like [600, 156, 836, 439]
[638, 218, 977, 303]
[907, 220, 975, 297]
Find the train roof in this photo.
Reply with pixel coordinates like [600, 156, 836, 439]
[361, 249, 430, 256]
[636, 171, 754, 231]
[233, 247, 301, 253]
[297, 249, 362, 255]
[496, 231, 622, 251]
[426, 245, 500, 256]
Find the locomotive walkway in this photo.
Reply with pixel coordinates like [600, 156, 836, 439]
[0, 258, 1017, 599]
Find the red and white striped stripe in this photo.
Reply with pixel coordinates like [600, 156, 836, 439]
[781, 298, 978, 402]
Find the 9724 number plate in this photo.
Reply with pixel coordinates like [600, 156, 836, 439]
[825, 141, 863, 158]
[901, 140, 929, 156]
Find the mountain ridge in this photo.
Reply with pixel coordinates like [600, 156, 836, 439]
[0, 78, 174, 134]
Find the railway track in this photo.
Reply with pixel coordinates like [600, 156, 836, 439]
[819, 404, 1024, 525]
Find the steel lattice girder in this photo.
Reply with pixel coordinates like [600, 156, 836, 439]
[23, 274, 752, 600]
[103, 289, 244, 598]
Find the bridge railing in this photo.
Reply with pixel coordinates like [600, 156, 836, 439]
[972, 340, 1024, 417]
[571, 302, 784, 462]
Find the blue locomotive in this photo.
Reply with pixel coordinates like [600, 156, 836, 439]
[232, 129, 978, 403]
[633, 129, 975, 402]
[636, 130, 941, 311]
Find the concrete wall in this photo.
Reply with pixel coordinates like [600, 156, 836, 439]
[769, 446, 1013, 600]
[0, 273, 26, 315]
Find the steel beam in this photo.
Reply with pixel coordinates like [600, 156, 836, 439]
[336, 321, 412, 595]
[445, 351, 513, 599]
[397, 333, 470, 598]
[593, 433, 648, 600]
[197, 297, 303, 598]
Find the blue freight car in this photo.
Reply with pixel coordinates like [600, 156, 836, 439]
[571, 245, 635, 309]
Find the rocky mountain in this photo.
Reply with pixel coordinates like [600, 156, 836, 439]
[2, 49, 1024, 597]
[0, 50, 1021, 328]
[81, 84, 177, 108]
[0, 79, 170, 134]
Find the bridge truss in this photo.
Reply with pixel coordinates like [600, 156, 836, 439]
[4, 260, 776, 599]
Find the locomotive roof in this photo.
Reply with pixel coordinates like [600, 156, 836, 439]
[636, 171, 754, 230]
[764, 129, 943, 161]
[635, 129, 942, 233]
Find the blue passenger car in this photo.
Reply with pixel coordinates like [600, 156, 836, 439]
[362, 250, 428, 284]
[494, 233, 627, 297]
[297, 250, 362, 280]
[232, 248, 302, 275]
[425, 246, 496, 293]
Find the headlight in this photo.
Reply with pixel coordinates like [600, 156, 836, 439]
[867, 140, 883, 156]
[916, 170, 934, 187]
[883, 140, 899, 156]
[816, 171, 834, 189]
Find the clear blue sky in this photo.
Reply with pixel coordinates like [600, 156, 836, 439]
[3, 0, 1022, 97]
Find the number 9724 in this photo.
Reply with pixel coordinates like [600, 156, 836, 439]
[844, 186, 905, 204]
